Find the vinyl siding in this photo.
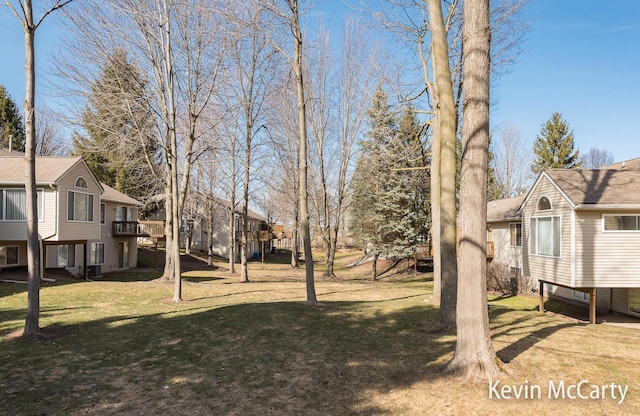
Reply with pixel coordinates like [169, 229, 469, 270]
[488, 221, 522, 269]
[547, 286, 611, 310]
[0, 187, 55, 240]
[0, 241, 27, 269]
[522, 176, 573, 287]
[575, 211, 640, 287]
[55, 161, 101, 241]
[612, 288, 631, 315]
[96, 200, 139, 273]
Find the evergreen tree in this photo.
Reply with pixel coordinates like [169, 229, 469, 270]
[349, 85, 425, 278]
[531, 112, 581, 173]
[73, 49, 159, 200]
[0, 84, 25, 152]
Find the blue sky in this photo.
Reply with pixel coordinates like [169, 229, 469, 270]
[1, 1, 640, 162]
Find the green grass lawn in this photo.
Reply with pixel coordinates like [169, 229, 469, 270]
[1, 253, 639, 415]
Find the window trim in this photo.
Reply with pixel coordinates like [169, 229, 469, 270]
[529, 215, 562, 258]
[536, 196, 553, 212]
[90, 242, 105, 265]
[0, 188, 44, 222]
[629, 289, 640, 317]
[572, 290, 589, 302]
[75, 176, 88, 188]
[0, 245, 19, 266]
[510, 223, 522, 247]
[67, 190, 95, 222]
[602, 214, 640, 232]
[57, 244, 76, 269]
[100, 203, 106, 225]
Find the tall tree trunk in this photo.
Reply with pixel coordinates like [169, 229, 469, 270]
[446, 0, 500, 379]
[371, 251, 379, 281]
[228, 205, 236, 272]
[428, 0, 457, 328]
[290, 0, 316, 303]
[23, 0, 40, 337]
[162, 182, 175, 281]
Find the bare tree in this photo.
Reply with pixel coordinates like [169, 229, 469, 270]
[59, 0, 231, 302]
[490, 124, 533, 198]
[580, 147, 615, 169]
[4, 0, 74, 337]
[36, 105, 69, 156]
[446, 0, 500, 379]
[427, 0, 458, 328]
[264, 0, 316, 302]
[226, 1, 279, 282]
[264, 75, 301, 268]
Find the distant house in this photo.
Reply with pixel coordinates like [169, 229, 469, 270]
[521, 168, 640, 323]
[144, 193, 274, 262]
[0, 155, 145, 278]
[487, 194, 525, 275]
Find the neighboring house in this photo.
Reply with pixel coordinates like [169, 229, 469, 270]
[487, 194, 525, 274]
[521, 168, 640, 323]
[143, 194, 273, 262]
[0, 155, 144, 278]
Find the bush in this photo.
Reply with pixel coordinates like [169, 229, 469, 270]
[486, 262, 516, 295]
[487, 262, 534, 295]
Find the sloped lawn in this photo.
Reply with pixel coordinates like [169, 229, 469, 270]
[1, 254, 639, 415]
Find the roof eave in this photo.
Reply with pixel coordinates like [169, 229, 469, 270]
[487, 216, 521, 223]
[575, 204, 640, 211]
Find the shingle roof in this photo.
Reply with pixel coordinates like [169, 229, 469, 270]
[0, 156, 84, 184]
[487, 195, 525, 222]
[546, 169, 640, 205]
[600, 157, 640, 171]
[100, 182, 143, 206]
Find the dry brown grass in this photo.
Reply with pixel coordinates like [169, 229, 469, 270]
[1, 249, 639, 415]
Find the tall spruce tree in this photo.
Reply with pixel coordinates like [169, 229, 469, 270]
[349, 85, 424, 279]
[73, 49, 159, 200]
[0, 84, 25, 152]
[531, 112, 581, 173]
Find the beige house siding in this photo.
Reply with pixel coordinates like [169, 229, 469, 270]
[0, 241, 27, 269]
[55, 161, 101, 242]
[611, 288, 633, 316]
[488, 221, 522, 269]
[523, 176, 574, 287]
[95, 200, 139, 273]
[574, 211, 640, 287]
[0, 186, 55, 240]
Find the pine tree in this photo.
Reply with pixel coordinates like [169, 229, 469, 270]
[349, 85, 424, 279]
[73, 49, 159, 200]
[0, 84, 25, 152]
[531, 112, 581, 173]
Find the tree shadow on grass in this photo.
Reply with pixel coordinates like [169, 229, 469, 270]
[0, 299, 454, 416]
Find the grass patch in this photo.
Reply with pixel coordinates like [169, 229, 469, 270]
[1, 253, 640, 415]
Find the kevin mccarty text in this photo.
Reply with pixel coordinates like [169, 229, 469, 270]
[489, 380, 629, 404]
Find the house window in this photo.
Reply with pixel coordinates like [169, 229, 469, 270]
[0, 246, 19, 265]
[58, 244, 76, 268]
[510, 223, 522, 247]
[68, 190, 94, 222]
[629, 289, 640, 316]
[0, 189, 43, 221]
[603, 215, 640, 231]
[536, 196, 552, 211]
[530, 216, 561, 257]
[75, 177, 88, 188]
[91, 242, 105, 265]
[100, 203, 106, 224]
[572, 290, 589, 302]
